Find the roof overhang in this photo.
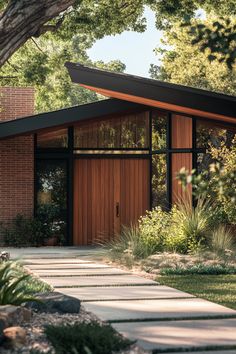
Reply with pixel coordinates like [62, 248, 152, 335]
[0, 99, 146, 140]
[65, 62, 236, 124]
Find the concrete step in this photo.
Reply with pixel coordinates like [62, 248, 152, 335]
[83, 298, 236, 322]
[41, 275, 157, 288]
[58, 285, 194, 302]
[30, 268, 130, 277]
[113, 318, 236, 351]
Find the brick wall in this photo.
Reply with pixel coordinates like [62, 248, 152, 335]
[0, 87, 35, 242]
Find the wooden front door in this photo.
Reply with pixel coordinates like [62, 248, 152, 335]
[73, 158, 149, 245]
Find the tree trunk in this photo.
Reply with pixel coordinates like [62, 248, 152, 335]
[0, 0, 75, 67]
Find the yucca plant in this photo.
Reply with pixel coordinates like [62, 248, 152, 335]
[0, 262, 38, 305]
[172, 197, 212, 253]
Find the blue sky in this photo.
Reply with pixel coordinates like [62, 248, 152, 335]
[88, 7, 162, 78]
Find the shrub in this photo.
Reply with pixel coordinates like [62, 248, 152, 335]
[210, 225, 235, 258]
[0, 214, 45, 247]
[139, 207, 171, 253]
[0, 262, 39, 305]
[171, 199, 211, 253]
[160, 263, 236, 275]
[44, 321, 133, 354]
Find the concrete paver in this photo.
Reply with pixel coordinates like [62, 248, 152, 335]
[22, 248, 236, 354]
[23, 259, 93, 264]
[113, 318, 236, 351]
[83, 298, 236, 321]
[30, 268, 130, 276]
[41, 275, 157, 287]
[58, 285, 195, 301]
[26, 263, 111, 269]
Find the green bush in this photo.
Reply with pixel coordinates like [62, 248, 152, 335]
[44, 321, 133, 354]
[139, 199, 211, 255]
[0, 262, 39, 305]
[160, 263, 236, 275]
[0, 214, 45, 247]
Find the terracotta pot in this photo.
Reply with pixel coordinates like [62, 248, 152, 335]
[44, 236, 58, 246]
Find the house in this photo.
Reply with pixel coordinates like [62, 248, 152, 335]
[0, 63, 236, 246]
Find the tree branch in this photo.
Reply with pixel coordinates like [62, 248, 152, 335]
[0, 0, 75, 67]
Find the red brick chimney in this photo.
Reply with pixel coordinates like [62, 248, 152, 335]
[0, 87, 35, 241]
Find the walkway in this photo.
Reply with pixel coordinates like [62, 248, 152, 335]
[13, 248, 236, 353]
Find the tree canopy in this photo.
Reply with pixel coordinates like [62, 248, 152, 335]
[0, 0, 147, 67]
[150, 19, 236, 96]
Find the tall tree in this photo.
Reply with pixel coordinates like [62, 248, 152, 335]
[150, 19, 236, 95]
[1, 34, 126, 112]
[0, 0, 146, 67]
[150, 0, 236, 68]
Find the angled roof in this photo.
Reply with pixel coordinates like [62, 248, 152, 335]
[65, 62, 236, 124]
[0, 98, 145, 140]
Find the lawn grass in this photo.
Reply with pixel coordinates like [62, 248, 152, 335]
[157, 274, 236, 310]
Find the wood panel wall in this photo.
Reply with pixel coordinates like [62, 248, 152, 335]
[172, 153, 192, 205]
[172, 115, 192, 148]
[73, 158, 149, 245]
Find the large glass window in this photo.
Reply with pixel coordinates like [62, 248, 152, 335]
[36, 160, 68, 243]
[152, 111, 168, 150]
[196, 120, 236, 149]
[37, 128, 68, 148]
[74, 111, 149, 149]
[152, 154, 168, 209]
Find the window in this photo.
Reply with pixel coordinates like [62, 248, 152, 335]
[37, 128, 68, 148]
[152, 111, 168, 150]
[36, 160, 68, 241]
[74, 111, 149, 149]
[152, 154, 168, 209]
[196, 120, 236, 149]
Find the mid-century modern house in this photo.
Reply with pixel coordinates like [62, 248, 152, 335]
[0, 63, 236, 246]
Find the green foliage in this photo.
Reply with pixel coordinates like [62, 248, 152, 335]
[158, 274, 236, 310]
[44, 321, 133, 354]
[150, 19, 236, 95]
[0, 214, 45, 247]
[150, 0, 236, 67]
[0, 262, 40, 305]
[177, 147, 236, 225]
[0, 207, 66, 246]
[160, 264, 236, 275]
[188, 18, 236, 69]
[0, 34, 127, 112]
[105, 225, 149, 266]
[139, 200, 211, 255]
[210, 225, 235, 258]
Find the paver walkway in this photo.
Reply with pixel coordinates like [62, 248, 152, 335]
[15, 248, 236, 353]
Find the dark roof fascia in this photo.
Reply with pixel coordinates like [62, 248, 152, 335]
[0, 99, 147, 140]
[65, 62, 236, 120]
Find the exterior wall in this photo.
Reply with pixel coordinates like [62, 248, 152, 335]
[0, 87, 34, 242]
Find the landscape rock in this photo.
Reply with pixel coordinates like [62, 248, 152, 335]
[0, 251, 10, 262]
[2, 326, 26, 349]
[0, 305, 31, 330]
[25, 291, 81, 314]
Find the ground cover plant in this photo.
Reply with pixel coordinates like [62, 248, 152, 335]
[0, 261, 51, 305]
[158, 274, 236, 310]
[44, 321, 133, 354]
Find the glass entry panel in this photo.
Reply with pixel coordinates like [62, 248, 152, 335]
[36, 160, 68, 243]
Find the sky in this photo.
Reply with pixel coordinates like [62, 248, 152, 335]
[88, 7, 162, 78]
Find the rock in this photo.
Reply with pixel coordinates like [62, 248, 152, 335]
[25, 291, 81, 314]
[0, 251, 10, 262]
[0, 305, 31, 328]
[2, 326, 26, 349]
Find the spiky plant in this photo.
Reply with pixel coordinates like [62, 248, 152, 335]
[0, 262, 38, 305]
[211, 225, 235, 258]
